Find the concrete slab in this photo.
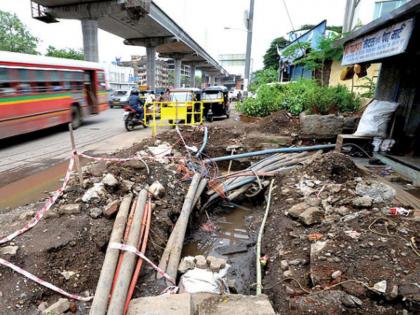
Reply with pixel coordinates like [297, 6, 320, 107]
[127, 293, 193, 315]
[195, 294, 275, 315]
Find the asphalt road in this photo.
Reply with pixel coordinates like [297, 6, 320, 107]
[0, 108, 151, 186]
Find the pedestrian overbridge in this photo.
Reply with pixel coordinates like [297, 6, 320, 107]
[30, 0, 229, 88]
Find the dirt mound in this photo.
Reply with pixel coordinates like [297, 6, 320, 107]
[258, 111, 298, 135]
[303, 152, 361, 183]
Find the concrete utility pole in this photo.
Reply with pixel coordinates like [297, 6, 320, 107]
[343, 0, 361, 33]
[243, 0, 255, 98]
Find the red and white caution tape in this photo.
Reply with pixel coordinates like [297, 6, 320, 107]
[0, 257, 92, 301]
[0, 157, 75, 245]
[109, 243, 176, 285]
[78, 152, 150, 174]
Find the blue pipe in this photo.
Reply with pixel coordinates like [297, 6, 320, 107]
[195, 127, 208, 158]
[205, 144, 335, 163]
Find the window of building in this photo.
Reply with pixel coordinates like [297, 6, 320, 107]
[373, 0, 409, 19]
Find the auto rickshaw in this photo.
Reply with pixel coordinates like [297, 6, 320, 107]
[202, 86, 230, 122]
[167, 87, 202, 124]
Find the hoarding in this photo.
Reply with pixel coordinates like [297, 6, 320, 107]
[342, 18, 414, 66]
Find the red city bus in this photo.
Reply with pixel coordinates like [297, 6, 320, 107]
[0, 51, 109, 140]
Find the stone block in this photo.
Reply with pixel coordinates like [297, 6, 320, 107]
[300, 112, 344, 139]
[287, 202, 308, 218]
[298, 207, 324, 225]
[128, 293, 193, 315]
[42, 298, 70, 315]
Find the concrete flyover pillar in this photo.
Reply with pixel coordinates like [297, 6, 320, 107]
[174, 58, 182, 88]
[189, 64, 196, 87]
[146, 46, 156, 90]
[81, 19, 99, 62]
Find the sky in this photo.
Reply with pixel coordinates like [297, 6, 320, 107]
[0, 0, 346, 71]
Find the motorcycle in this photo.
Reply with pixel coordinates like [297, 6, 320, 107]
[123, 106, 150, 131]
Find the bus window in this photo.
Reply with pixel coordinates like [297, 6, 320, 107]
[0, 67, 9, 82]
[0, 83, 16, 96]
[72, 81, 83, 91]
[51, 82, 63, 91]
[32, 82, 48, 93]
[16, 83, 32, 94]
[63, 81, 72, 90]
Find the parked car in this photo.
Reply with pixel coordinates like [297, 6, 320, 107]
[109, 90, 130, 108]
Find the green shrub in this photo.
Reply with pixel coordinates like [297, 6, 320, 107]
[237, 80, 360, 117]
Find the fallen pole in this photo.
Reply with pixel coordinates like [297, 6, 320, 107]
[165, 173, 201, 281]
[205, 144, 335, 163]
[192, 178, 208, 209]
[256, 180, 275, 295]
[108, 189, 148, 315]
[90, 194, 133, 315]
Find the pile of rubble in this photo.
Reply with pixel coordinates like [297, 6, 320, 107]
[262, 152, 419, 314]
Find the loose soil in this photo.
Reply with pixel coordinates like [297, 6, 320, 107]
[0, 112, 418, 315]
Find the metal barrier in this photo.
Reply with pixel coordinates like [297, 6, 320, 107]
[144, 101, 204, 135]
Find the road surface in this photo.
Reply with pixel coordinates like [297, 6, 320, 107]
[0, 109, 152, 187]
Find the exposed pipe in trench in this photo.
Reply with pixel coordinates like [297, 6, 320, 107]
[205, 144, 335, 163]
[90, 194, 133, 315]
[256, 179, 275, 295]
[195, 126, 208, 158]
[108, 189, 148, 315]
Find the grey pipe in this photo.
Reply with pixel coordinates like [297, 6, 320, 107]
[206, 144, 335, 163]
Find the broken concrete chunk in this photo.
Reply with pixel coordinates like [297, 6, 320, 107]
[341, 294, 363, 308]
[209, 258, 226, 272]
[280, 260, 289, 270]
[355, 181, 395, 203]
[103, 200, 121, 218]
[42, 298, 70, 315]
[178, 256, 196, 274]
[299, 207, 324, 225]
[195, 255, 207, 269]
[58, 204, 81, 215]
[149, 181, 165, 199]
[126, 159, 145, 170]
[373, 280, 387, 294]
[82, 183, 107, 203]
[89, 207, 102, 219]
[305, 197, 321, 207]
[287, 202, 308, 218]
[86, 162, 107, 177]
[0, 245, 18, 256]
[128, 293, 192, 315]
[352, 196, 373, 208]
[102, 173, 118, 187]
[331, 270, 342, 279]
[60, 270, 76, 281]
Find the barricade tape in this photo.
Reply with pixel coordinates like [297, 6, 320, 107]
[109, 243, 176, 285]
[0, 157, 75, 245]
[0, 257, 92, 301]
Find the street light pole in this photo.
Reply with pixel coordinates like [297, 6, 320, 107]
[244, 0, 255, 98]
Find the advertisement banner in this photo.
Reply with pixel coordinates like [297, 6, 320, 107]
[342, 18, 414, 66]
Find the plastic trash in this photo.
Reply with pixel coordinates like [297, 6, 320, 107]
[179, 264, 230, 294]
[354, 100, 399, 137]
[389, 207, 411, 216]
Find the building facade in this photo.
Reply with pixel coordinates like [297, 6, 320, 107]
[103, 62, 136, 91]
[120, 55, 170, 89]
[349, 0, 411, 30]
[166, 59, 191, 87]
[218, 54, 246, 90]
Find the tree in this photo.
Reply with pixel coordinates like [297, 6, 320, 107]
[263, 37, 289, 70]
[249, 68, 277, 92]
[46, 46, 84, 60]
[0, 10, 38, 54]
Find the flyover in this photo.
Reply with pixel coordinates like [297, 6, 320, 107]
[30, 0, 229, 88]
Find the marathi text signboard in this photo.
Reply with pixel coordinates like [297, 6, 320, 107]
[342, 18, 414, 66]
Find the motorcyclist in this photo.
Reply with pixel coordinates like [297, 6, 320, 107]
[128, 90, 144, 121]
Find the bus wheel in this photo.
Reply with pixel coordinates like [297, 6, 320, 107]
[71, 106, 82, 129]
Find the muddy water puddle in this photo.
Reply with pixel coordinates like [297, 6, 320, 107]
[182, 203, 258, 294]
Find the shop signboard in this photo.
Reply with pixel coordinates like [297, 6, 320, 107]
[342, 18, 414, 66]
